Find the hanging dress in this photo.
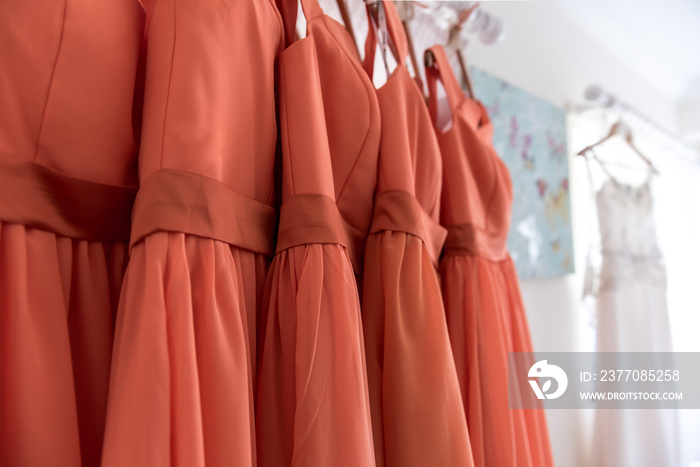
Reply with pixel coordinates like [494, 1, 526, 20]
[425, 46, 554, 467]
[256, 0, 379, 464]
[101, 0, 283, 465]
[583, 161, 680, 467]
[360, 5, 474, 467]
[0, 2, 144, 465]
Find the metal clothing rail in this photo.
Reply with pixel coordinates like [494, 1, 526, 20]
[582, 84, 700, 161]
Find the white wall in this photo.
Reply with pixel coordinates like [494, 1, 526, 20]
[679, 99, 700, 150]
[463, 1, 680, 129]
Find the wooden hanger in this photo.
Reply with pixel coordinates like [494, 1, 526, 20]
[453, 44, 475, 99]
[452, 3, 479, 99]
[576, 120, 660, 174]
[424, 2, 480, 99]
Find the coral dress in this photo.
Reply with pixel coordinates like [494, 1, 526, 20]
[360, 5, 474, 466]
[0, 2, 144, 465]
[102, 0, 283, 465]
[256, 0, 379, 464]
[425, 45, 553, 467]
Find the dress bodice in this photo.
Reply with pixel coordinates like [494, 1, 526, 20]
[269, 0, 380, 276]
[370, 41, 442, 224]
[126, 0, 284, 257]
[276, 0, 380, 238]
[594, 177, 666, 292]
[360, 1, 447, 265]
[0, 0, 146, 243]
[137, 0, 283, 204]
[305, 12, 381, 237]
[425, 45, 513, 261]
[0, 0, 144, 187]
[596, 179, 661, 258]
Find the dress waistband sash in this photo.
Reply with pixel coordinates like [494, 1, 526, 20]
[130, 169, 278, 256]
[369, 190, 448, 267]
[0, 157, 137, 242]
[275, 193, 366, 274]
[442, 222, 508, 262]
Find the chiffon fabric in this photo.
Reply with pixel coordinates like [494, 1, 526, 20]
[0, 1, 143, 465]
[360, 6, 474, 466]
[256, 0, 379, 464]
[101, 0, 283, 465]
[425, 46, 554, 467]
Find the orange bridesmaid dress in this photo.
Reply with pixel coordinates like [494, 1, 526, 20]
[101, 0, 283, 465]
[0, 1, 144, 465]
[425, 45, 554, 467]
[256, 0, 379, 464]
[360, 4, 474, 466]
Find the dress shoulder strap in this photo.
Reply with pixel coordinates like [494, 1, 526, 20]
[424, 45, 466, 126]
[362, 1, 408, 79]
[278, 0, 325, 46]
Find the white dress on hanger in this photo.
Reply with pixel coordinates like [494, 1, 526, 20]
[585, 169, 680, 467]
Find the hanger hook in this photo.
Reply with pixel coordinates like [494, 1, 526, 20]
[447, 2, 479, 52]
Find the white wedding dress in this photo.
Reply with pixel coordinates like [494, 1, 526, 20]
[584, 169, 680, 467]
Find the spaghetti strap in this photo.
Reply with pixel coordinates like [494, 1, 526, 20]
[299, 0, 323, 21]
[362, 0, 409, 79]
[278, 0, 297, 46]
[278, 0, 324, 46]
[425, 45, 465, 121]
